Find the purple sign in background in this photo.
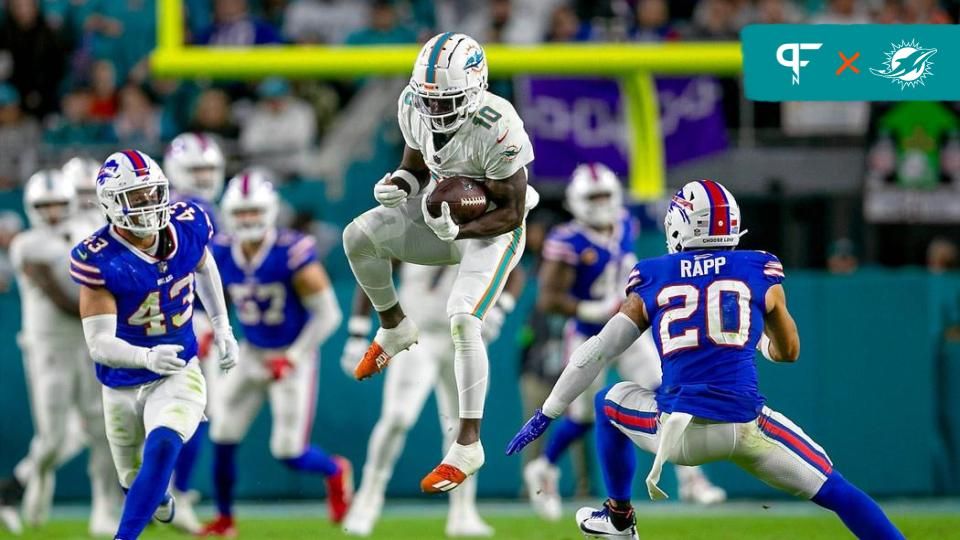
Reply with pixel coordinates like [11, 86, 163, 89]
[518, 77, 729, 181]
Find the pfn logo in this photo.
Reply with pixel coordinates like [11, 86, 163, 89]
[776, 43, 823, 85]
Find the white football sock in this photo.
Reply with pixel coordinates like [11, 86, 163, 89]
[450, 314, 487, 419]
[443, 441, 485, 476]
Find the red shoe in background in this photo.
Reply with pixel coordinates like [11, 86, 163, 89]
[197, 515, 236, 537]
[326, 456, 354, 523]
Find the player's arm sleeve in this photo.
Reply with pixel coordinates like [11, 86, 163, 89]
[397, 90, 421, 151]
[288, 236, 343, 359]
[194, 248, 232, 336]
[82, 314, 150, 369]
[483, 110, 534, 180]
[542, 312, 642, 418]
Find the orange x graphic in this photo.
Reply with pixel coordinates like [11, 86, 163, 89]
[836, 51, 860, 75]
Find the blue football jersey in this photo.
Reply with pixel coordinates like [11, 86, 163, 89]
[542, 214, 636, 336]
[212, 229, 317, 349]
[69, 201, 214, 388]
[626, 249, 785, 423]
[170, 192, 219, 234]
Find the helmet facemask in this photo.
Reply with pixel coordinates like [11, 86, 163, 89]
[228, 205, 274, 242]
[106, 182, 171, 238]
[411, 82, 481, 134]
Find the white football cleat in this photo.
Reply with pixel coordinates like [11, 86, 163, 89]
[523, 457, 562, 521]
[153, 493, 175, 523]
[170, 488, 201, 533]
[678, 476, 727, 505]
[88, 499, 119, 537]
[21, 471, 54, 527]
[341, 485, 384, 537]
[576, 503, 639, 539]
[0, 506, 22, 536]
[445, 512, 494, 537]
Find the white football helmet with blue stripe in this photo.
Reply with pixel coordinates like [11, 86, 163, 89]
[409, 32, 488, 134]
[665, 180, 744, 253]
[24, 169, 76, 228]
[221, 169, 279, 242]
[96, 149, 170, 238]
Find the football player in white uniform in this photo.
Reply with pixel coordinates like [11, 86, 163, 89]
[62, 156, 106, 233]
[2, 170, 120, 536]
[343, 32, 537, 493]
[342, 263, 521, 537]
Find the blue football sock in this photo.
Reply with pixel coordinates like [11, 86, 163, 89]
[173, 421, 207, 492]
[812, 471, 905, 539]
[115, 427, 183, 540]
[594, 388, 636, 502]
[212, 443, 238, 518]
[544, 417, 593, 464]
[281, 446, 340, 476]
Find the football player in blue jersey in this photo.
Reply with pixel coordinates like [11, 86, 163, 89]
[70, 149, 239, 540]
[506, 180, 904, 540]
[524, 165, 724, 521]
[200, 170, 351, 537]
[162, 132, 227, 532]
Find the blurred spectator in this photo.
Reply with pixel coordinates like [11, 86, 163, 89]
[240, 78, 316, 179]
[0, 83, 39, 190]
[112, 84, 161, 146]
[44, 88, 115, 145]
[196, 0, 283, 46]
[928, 237, 959, 273]
[283, 0, 368, 44]
[344, 0, 417, 45]
[487, 0, 512, 43]
[810, 0, 871, 24]
[188, 88, 240, 140]
[755, 0, 804, 24]
[632, 0, 679, 41]
[902, 0, 953, 23]
[0, 211, 24, 293]
[690, 0, 740, 40]
[88, 59, 118, 121]
[0, 0, 68, 118]
[875, 0, 904, 23]
[827, 238, 859, 274]
[85, 0, 157, 83]
[545, 4, 584, 42]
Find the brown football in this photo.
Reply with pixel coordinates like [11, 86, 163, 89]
[426, 177, 489, 224]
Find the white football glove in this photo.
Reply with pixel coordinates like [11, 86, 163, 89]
[215, 333, 240, 372]
[340, 336, 370, 378]
[421, 196, 460, 242]
[374, 173, 408, 208]
[482, 306, 505, 344]
[144, 345, 187, 376]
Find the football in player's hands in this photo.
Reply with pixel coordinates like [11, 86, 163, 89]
[426, 177, 489, 224]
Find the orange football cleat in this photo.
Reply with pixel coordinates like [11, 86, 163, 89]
[198, 515, 236, 537]
[354, 342, 392, 380]
[326, 456, 354, 523]
[420, 464, 468, 494]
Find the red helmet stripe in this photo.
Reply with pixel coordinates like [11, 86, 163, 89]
[588, 163, 599, 183]
[121, 149, 149, 175]
[699, 179, 730, 236]
[241, 173, 251, 196]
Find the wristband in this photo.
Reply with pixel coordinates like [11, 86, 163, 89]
[392, 170, 421, 197]
[758, 334, 775, 362]
[348, 315, 372, 338]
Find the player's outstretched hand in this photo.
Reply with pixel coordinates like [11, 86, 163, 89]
[374, 173, 407, 208]
[340, 336, 369, 378]
[505, 409, 552, 455]
[216, 334, 240, 372]
[421, 196, 460, 242]
[145, 345, 186, 376]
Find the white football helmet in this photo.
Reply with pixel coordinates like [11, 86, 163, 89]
[96, 150, 170, 238]
[409, 32, 488, 134]
[24, 169, 76, 229]
[566, 163, 624, 228]
[164, 132, 225, 201]
[664, 180, 744, 254]
[61, 156, 101, 212]
[221, 169, 279, 242]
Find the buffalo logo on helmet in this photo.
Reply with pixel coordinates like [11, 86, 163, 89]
[97, 159, 119, 185]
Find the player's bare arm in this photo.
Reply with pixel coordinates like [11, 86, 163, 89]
[79, 283, 117, 318]
[23, 261, 78, 315]
[456, 168, 527, 239]
[292, 260, 333, 298]
[762, 284, 800, 362]
[536, 259, 578, 317]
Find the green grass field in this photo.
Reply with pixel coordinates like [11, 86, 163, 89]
[2, 502, 960, 540]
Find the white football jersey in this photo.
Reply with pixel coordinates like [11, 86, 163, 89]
[9, 226, 83, 342]
[398, 263, 458, 333]
[398, 89, 540, 211]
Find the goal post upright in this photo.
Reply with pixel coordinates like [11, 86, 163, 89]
[151, 2, 742, 200]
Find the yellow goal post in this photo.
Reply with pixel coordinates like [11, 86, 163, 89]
[150, 0, 742, 200]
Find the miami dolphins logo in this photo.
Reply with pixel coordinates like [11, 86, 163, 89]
[870, 39, 937, 89]
[464, 48, 484, 71]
